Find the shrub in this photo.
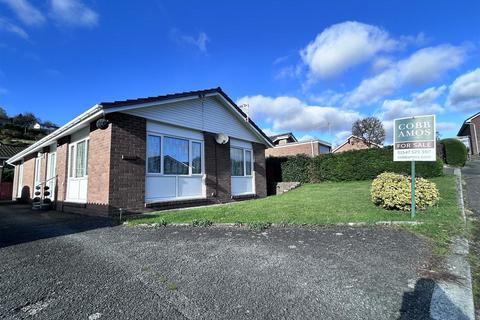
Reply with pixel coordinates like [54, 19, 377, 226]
[440, 138, 468, 167]
[371, 172, 440, 211]
[280, 154, 311, 183]
[280, 148, 443, 183]
[248, 221, 272, 231]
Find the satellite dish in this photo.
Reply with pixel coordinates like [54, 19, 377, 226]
[215, 133, 229, 145]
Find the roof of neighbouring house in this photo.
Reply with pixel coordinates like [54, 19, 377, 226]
[0, 143, 28, 160]
[7, 87, 273, 164]
[457, 111, 480, 136]
[269, 132, 298, 143]
[332, 135, 383, 153]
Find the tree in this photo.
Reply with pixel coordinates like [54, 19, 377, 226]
[12, 113, 38, 133]
[352, 117, 385, 146]
[0, 107, 7, 119]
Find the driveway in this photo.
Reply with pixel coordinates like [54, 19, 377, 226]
[0, 204, 434, 319]
[463, 160, 480, 216]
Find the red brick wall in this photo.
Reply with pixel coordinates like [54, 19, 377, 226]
[253, 142, 267, 198]
[266, 141, 320, 157]
[21, 154, 35, 200]
[470, 116, 480, 155]
[86, 121, 112, 214]
[204, 132, 231, 202]
[55, 136, 70, 210]
[333, 137, 378, 153]
[107, 112, 146, 213]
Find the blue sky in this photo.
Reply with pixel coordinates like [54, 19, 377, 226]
[0, 0, 479, 145]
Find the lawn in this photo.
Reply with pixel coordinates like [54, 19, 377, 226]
[127, 175, 464, 254]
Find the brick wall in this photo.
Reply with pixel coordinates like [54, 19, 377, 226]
[86, 121, 112, 214]
[55, 136, 70, 210]
[470, 116, 480, 155]
[266, 141, 320, 157]
[21, 154, 35, 201]
[204, 132, 231, 202]
[333, 137, 378, 153]
[253, 142, 267, 198]
[107, 112, 146, 214]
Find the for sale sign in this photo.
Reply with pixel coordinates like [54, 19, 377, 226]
[393, 115, 436, 161]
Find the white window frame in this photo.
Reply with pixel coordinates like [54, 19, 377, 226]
[68, 138, 90, 180]
[34, 155, 42, 188]
[231, 147, 253, 177]
[146, 133, 204, 177]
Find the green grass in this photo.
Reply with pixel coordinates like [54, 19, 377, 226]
[127, 176, 464, 254]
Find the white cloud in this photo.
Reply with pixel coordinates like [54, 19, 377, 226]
[380, 85, 446, 121]
[397, 45, 466, 85]
[237, 95, 362, 133]
[49, 0, 98, 27]
[436, 122, 458, 132]
[260, 128, 278, 137]
[300, 21, 398, 79]
[0, 0, 45, 26]
[170, 29, 209, 53]
[345, 45, 466, 106]
[447, 68, 480, 111]
[0, 17, 29, 39]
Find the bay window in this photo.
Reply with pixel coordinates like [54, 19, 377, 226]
[146, 134, 203, 176]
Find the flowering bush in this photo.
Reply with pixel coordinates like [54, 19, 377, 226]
[371, 172, 439, 211]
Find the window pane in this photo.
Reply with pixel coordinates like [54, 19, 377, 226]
[76, 141, 86, 178]
[164, 137, 189, 175]
[245, 150, 252, 175]
[231, 148, 244, 176]
[69, 145, 75, 178]
[192, 142, 202, 174]
[147, 135, 161, 173]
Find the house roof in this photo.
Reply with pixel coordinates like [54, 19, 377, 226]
[0, 143, 28, 160]
[331, 135, 382, 153]
[269, 132, 298, 143]
[457, 111, 480, 136]
[7, 87, 273, 164]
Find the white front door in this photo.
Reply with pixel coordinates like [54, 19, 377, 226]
[66, 139, 89, 202]
[46, 152, 56, 200]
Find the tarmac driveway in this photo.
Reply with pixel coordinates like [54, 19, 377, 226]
[0, 204, 434, 319]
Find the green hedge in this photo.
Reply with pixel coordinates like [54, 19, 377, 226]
[440, 138, 468, 167]
[280, 148, 443, 182]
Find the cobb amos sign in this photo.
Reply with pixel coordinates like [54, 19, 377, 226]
[393, 115, 436, 162]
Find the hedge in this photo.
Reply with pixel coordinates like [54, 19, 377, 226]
[279, 148, 443, 183]
[440, 138, 468, 167]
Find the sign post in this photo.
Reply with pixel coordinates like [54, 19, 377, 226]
[393, 115, 436, 219]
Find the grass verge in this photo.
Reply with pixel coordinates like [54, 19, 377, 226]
[128, 176, 463, 255]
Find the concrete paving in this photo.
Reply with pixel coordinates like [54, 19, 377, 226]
[0, 204, 435, 319]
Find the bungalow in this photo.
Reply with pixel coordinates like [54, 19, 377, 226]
[457, 111, 480, 156]
[332, 135, 382, 153]
[7, 88, 273, 216]
[265, 132, 331, 157]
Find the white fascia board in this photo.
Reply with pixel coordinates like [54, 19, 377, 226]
[7, 105, 104, 164]
[273, 140, 332, 149]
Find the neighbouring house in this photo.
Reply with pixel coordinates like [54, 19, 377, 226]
[332, 135, 382, 153]
[265, 132, 331, 157]
[0, 143, 26, 199]
[457, 111, 480, 156]
[7, 88, 273, 216]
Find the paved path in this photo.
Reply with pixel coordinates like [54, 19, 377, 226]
[463, 160, 480, 216]
[0, 205, 434, 319]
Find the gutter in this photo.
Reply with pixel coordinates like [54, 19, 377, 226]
[7, 105, 104, 165]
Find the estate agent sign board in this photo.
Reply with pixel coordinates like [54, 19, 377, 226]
[394, 115, 436, 161]
[393, 115, 436, 219]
